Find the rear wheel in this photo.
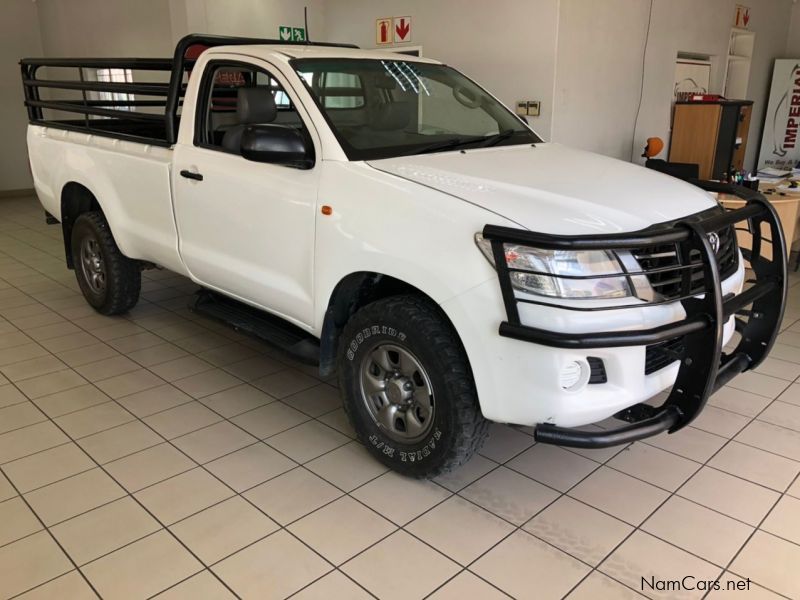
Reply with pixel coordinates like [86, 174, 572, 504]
[337, 295, 488, 478]
[71, 211, 140, 315]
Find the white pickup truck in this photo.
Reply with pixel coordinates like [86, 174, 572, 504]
[21, 35, 787, 477]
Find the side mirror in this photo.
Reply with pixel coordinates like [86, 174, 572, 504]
[240, 124, 314, 169]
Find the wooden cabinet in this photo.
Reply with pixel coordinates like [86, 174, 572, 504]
[669, 100, 753, 180]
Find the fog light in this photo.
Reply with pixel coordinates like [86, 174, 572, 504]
[560, 361, 583, 390]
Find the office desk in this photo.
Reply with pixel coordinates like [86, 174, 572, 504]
[717, 185, 800, 260]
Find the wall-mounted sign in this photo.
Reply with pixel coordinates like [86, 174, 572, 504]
[734, 4, 751, 28]
[394, 16, 412, 43]
[376, 16, 413, 45]
[279, 26, 306, 42]
[758, 59, 800, 171]
[376, 18, 392, 45]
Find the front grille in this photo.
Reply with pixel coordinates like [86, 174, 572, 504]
[645, 337, 685, 375]
[631, 224, 738, 302]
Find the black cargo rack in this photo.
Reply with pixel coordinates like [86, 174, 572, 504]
[482, 181, 787, 448]
[20, 33, 359, 146]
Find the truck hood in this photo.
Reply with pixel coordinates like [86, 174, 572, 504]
[366, 143, 717, 235]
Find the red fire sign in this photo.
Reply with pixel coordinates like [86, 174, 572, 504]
[394, 16, 412, 43]
[376, 18, 392, 45]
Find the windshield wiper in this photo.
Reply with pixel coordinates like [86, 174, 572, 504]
[411, 135, 486, 155]
[408, 129, 522, 156]
[478, 129, 518, 147]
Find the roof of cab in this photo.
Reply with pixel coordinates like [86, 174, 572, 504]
[208, 44, 442, 64]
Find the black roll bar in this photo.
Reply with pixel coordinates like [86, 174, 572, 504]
[20, 33, 359, 145]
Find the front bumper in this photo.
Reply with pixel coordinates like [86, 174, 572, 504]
[481, 181, 787, 449]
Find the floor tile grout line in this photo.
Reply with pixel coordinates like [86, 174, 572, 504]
[8, 571, 100, 600]
[635, 409, 800, 472]
[2, 295, 338, 454]
[623, 403, 789, 596]
[141, 569, 242, 600]
[188, 455, 495, 599]
[17, 353, 800, 493]
[492, 437, 737, 584]
[587, 372, 799, 600]
[0, 463, 104, 600]
[0, 371, 244, 600]
[20, 316, 380, 599]
[0, 420, 154, 469]
[501, 447, 799, 547]
[0, 520, 46, 552]
[434, 459, 610, 596]
[18, 272, 324, 383]
[6, 390, 349, 534]
[418, 441, 621, 597]
[702, 468, 800, 600]
[457, 388, 770, 599]
[493, 433, 789, 529]
[9, 357, 796, 594]
[0, 462, 100, 502]
[4, 205, 800, 596]
[601, 440, 792, 496]
[284, 567, 382, 600]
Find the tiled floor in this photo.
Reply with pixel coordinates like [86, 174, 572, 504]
[0, 192, 799, 599]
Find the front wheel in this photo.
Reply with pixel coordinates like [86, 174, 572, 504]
[71, 211, 140, 315]
[337, 295, 488, 478]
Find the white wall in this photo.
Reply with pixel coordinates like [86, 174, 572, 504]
[33, 0, 327, 57]
[170, 0, 326, 41]
[0, 0, 43, 192]
[3, 0, 798, 192]
[35, 0, 174, 57]
[629, 0, 793, 170]
[322, 0, 560, 139]
[785, 1, 800, 57]
[324, 0, 794, 171]
[551, 0, 650, 160]
[1, 0, 330, 192]
[557, 0, 793, 167]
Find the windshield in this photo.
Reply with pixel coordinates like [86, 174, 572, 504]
[291, 58, 541, 161]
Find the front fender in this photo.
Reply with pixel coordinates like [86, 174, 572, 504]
[313, 161, 508, 333]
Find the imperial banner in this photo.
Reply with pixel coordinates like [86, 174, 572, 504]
[758, 59, 800, 171]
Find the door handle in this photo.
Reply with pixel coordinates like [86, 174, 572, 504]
[180, 169, 204, 181]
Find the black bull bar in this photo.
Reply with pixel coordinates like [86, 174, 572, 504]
[481, 181, 787, 449]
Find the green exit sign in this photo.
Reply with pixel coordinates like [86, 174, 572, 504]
[279, 26, 306, 42]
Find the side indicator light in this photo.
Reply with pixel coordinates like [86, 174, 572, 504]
[321, 205, 333, 216]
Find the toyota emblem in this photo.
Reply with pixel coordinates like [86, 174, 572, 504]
[707, 232, 720, 254]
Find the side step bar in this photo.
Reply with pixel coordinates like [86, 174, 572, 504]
[189, 290, 320, 365]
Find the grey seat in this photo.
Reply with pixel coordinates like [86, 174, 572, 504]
[367, 101, 411, 131]
[221, 87, 277, 153]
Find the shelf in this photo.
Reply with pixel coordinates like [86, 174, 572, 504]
[724, 26, 754, 99]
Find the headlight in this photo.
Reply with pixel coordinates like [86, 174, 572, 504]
[475, 233, 633, 299]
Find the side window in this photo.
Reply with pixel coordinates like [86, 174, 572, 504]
[197, 63, 307, 153]
[301, 71, 365, 109]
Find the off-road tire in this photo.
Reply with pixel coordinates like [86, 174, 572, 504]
[71, 211, 140, 315]
[337, 295, 488, 478]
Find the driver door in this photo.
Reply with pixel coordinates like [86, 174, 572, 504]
[172, 60, 319, 328]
